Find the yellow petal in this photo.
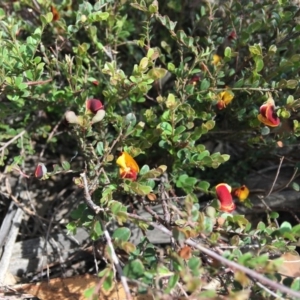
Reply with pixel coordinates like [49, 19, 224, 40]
[220, 91, 234, 105]
[116, 152, 139, 173]
[212, 54, 222, 65]
[232, 185, 249, 202]
[257, 114, 279, 127]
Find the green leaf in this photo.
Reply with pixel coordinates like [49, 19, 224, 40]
[286, 79, 298, 89]
[188, 257, 201, 276]
[200, 78, 210, 90]
[261, 126, 270, 135]
[291, 278, 300, 291]
[96, 142, 104, 156]
[66, 222, 77, 235]
[123, 259, 145, 279]
[165, 274, 179, 292]
[112, 227, 131, 241]
[129, 182, 152, 196]
[286, 95, 294, 105]
[224, 47, 231, 58]
[158, 122, 172, 135]
[148, 68, 167, 79]
[93, 220, 103, 238]
[292, 182, 300, 191]
[167, 62, 175, 71]
[139, 57, 149, 71]
[254, 57, 264, 72]
[102, 268, 114, 292]
[83, 287, 95, 299]
[70, 203, 87, 219]
[280, 221, 292, 233]
[110, 201, 123, 214]
[157, 265, 172, 275]
[270, 212, 279, 219]
[198, 180, 210, 191]
[0, 8, 5, 20]
[249, 44, 262, 56]
[62, 161, 70, 171]
[88, 12, 109, 22]
[130, 3, 148, 12]
[174, 125, 186, 135]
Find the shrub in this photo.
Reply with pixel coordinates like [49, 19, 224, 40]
[2, 0, 300, 299]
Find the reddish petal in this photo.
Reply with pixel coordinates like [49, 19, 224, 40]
[120, 169, 138, 181]
[189, 75, 200, 85]
[259, 103, 268, 116]
[216, 184, 236, 213]
[50, 6, 60, 21]
[217, 101, 225, 110]
[220, 202, 236, 213]
[35, 163, 47, 178]
[265, 105, 280, 126]
[86, 99, 104, 114]
[228, 31, 237, 40]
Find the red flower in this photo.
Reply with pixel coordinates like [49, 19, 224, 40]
[257, 97, 280, 127]
[215, 183, 236, 213]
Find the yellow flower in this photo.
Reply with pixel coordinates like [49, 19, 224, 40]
[232, 185, 249, 202]
[217, 90, 234, 110]
[116, 152, 139, 181]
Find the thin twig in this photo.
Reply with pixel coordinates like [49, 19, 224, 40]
[80, 172, 132, 299]
[40, 116, 65, 158]
[255, 281, 284, 299]
[142, 202, 166, 225]
[274, 167, 298, 194]
[0, 130, 27, 152]
[80, 172, 104, 214]
[102, 222, 133, 300]
[266, 156, 284, 197]
[160, 174, 170, 224]
[26, 78, 52, 86]
[259, 156, 285, 228]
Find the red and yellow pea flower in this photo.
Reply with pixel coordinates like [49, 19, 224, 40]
[257, 97, 280, 127]
[86, 98, 104, 114]
[215, 183, 236, 213]
[232, 185, 249, 202]
[86, 99, 105, 124]
[217, 90, 234, 110]
[65, 99, 105, 125]
[116, 152, 139, 181]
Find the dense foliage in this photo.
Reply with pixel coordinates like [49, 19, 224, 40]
[2, 0, 300, 299]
